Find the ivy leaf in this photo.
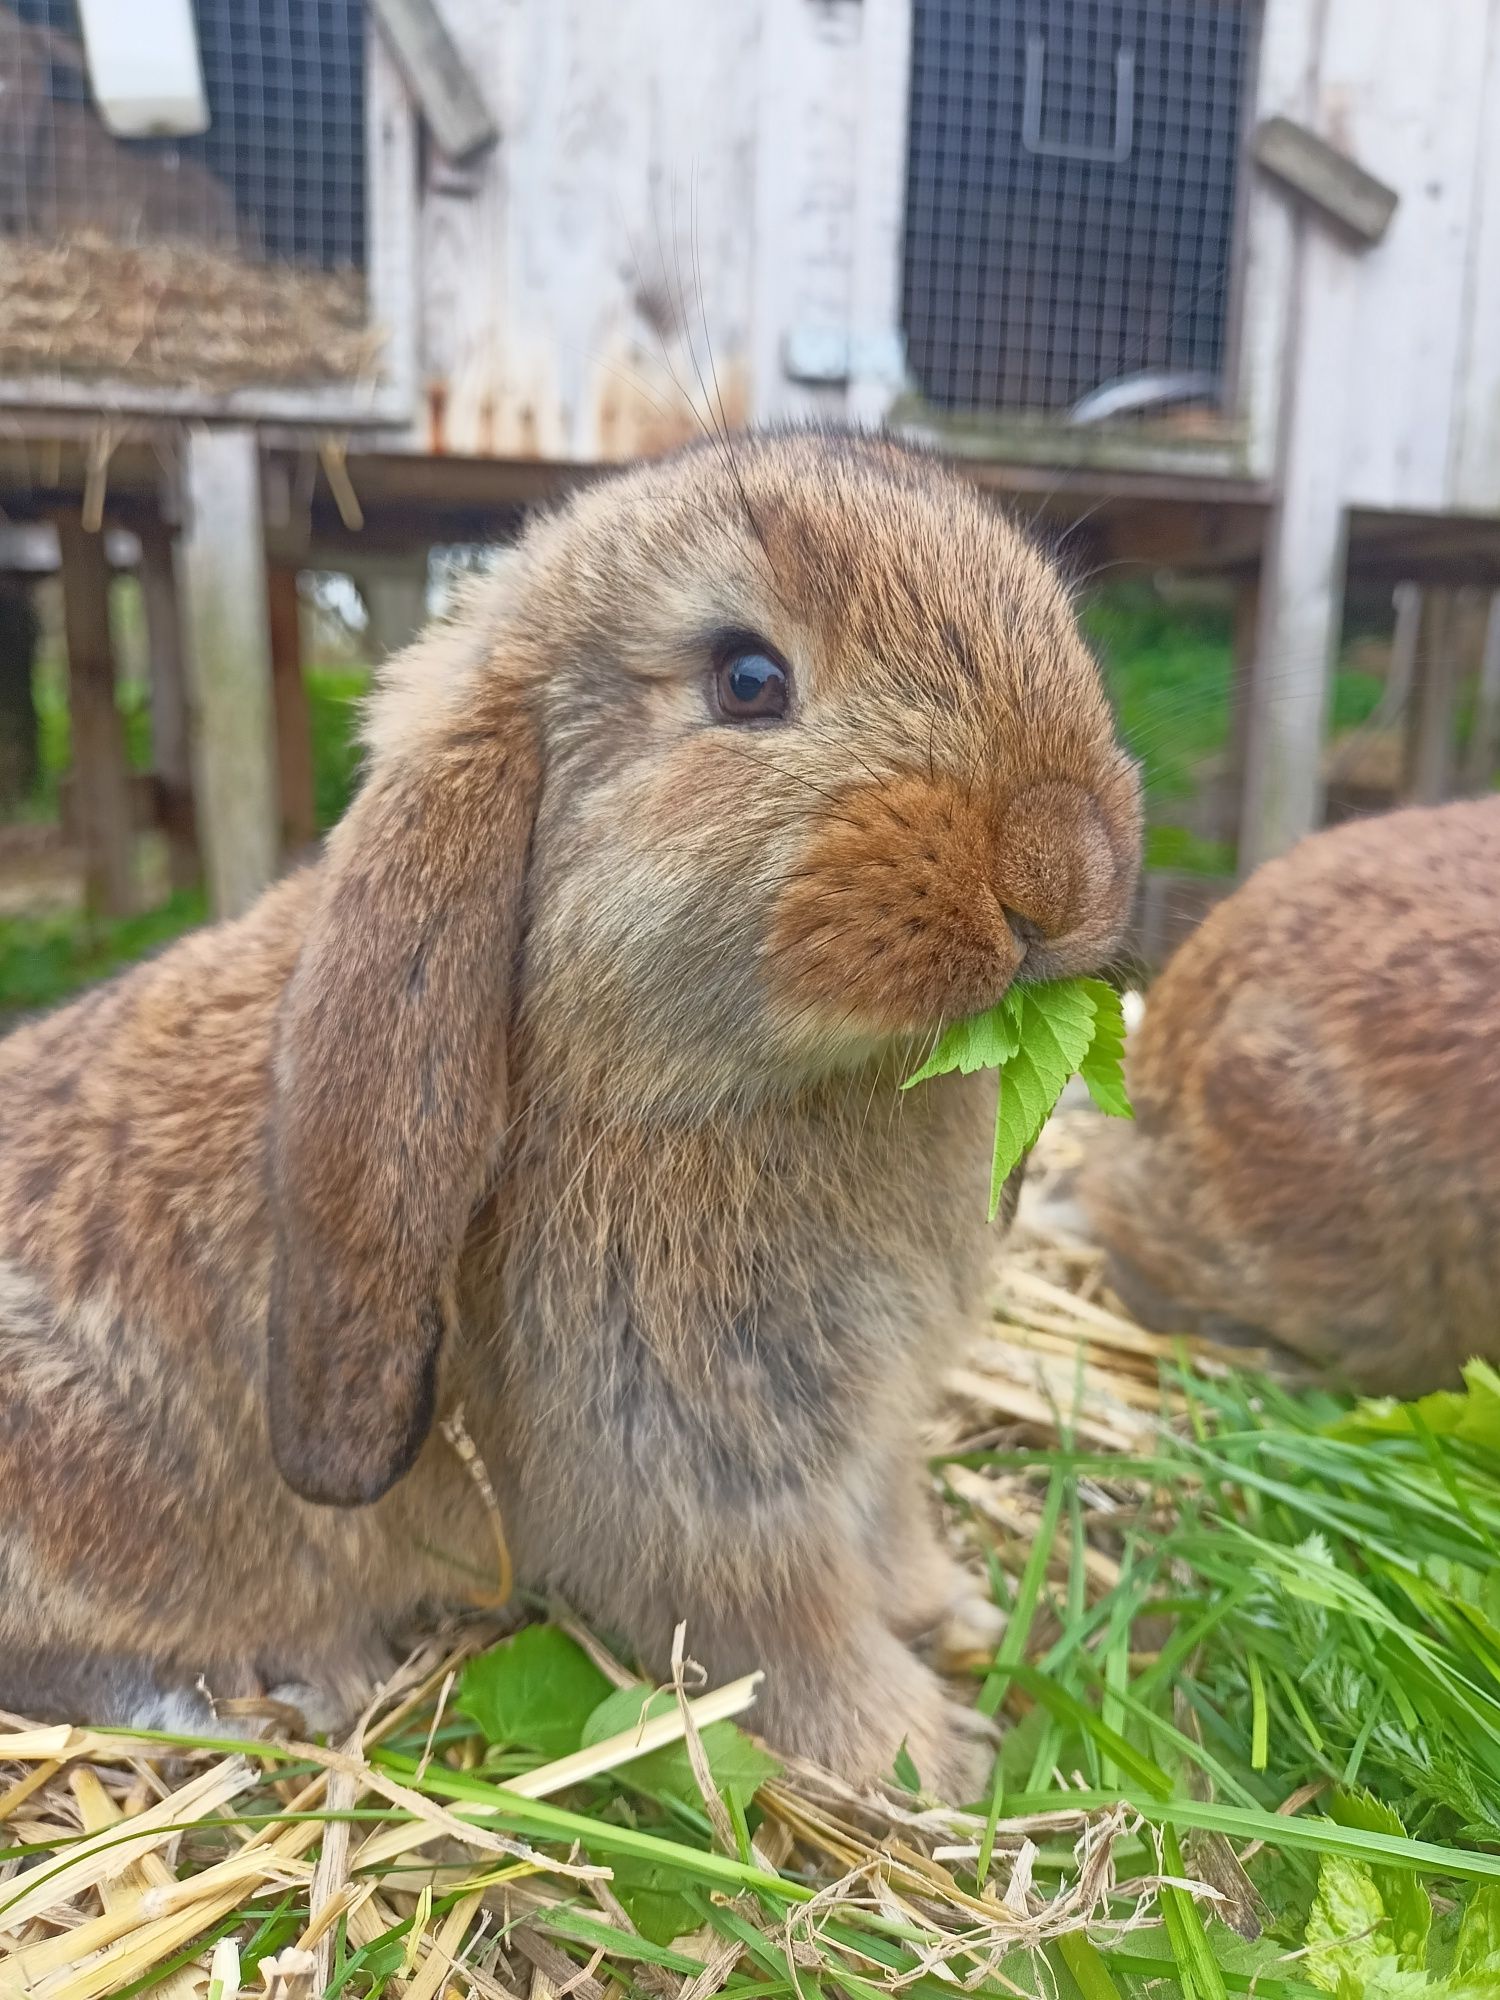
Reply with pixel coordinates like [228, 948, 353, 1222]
[457, 1625, 612, 1759]
[1077, 977, 1133, 1119]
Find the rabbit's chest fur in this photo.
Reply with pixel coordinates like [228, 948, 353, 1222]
[451, 1072, 997, 1606]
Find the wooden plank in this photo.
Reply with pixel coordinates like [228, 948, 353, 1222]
[364, 0, 421, 429]
[1451, 3, 1500, 509]
[413, 0, 759, 459]
[752, 0, 863, 425]
[1238, 212, 1359, 869]
[138, 519, 199, 892]
[1463, 592, 1500, 792]
[367, 0, 497, 163]
[1336, 0, 1490, 511]
[56, 510, 136, 917]
[0, 581, 40, 812]
[1404, 588, 1462, 803]
[1250, 116, 1398, 244]
[267, 564, 317, 860]
[177, 426, 278, 919]
[1235, 0, 1324, 484]
[351, 554, 429, 660]
[1220, 563, 1263, 853]
[844, 0, 912, 426]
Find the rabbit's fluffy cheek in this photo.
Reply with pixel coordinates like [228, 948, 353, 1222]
[766, 777, 1016, 1039]
[764, 771, 1128, 1042]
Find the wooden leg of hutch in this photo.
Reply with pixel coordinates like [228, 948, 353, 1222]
[178, 426, 279, 921]
[1237, 493, 1349, 876]
[267, 564, 317, 863]
[1462, 592, 1500, 795]
[57, 510, 136, 919]
[138, 518, 200, 895]
[1403, 588, 1462, 806]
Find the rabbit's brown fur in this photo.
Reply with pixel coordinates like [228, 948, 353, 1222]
[1082, 797, 1500, 1396]
[0, 431, 1140, 1791]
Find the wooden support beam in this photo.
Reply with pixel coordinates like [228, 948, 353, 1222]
[1463, 594, 1500, 795]
[57, 511, 136, 917]
[1239, 491, 1348, 873]
[138, 519, 199, 893]
[0, 581, 40, 812]
[1219, 564, 1262, 856]
[1404, 590, 1462, 804]
[178, 426, 278, 920]
[351, 552, 430, 660]
[267, 564, 317, 860]
[1239, 190, 1359, 873]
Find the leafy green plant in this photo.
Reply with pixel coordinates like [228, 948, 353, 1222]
[904, 976, 1132, 1216]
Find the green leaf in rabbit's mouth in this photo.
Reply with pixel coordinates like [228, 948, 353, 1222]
[903, 976, 1133, 1219]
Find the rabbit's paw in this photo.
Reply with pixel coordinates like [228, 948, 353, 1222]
[903, 1696, 998, 1804]
[758, 1631, 995, 1803]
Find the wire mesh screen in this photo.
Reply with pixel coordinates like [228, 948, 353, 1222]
[903, 0, 1255, 422]
[0, 0, 375, 390]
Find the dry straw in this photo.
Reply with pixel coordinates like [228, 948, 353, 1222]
[0, 231, 384, 390]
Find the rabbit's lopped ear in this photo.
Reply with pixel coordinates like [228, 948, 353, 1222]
[266, 629, 541, 1507]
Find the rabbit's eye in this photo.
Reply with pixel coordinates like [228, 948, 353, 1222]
[712, 639, 790, 722]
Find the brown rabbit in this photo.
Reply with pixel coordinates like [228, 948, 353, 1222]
[0, 431, 1140, 1794]
[1082, 797, 1500, 1397]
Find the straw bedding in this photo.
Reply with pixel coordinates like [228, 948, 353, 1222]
[0, 231, 383, 390]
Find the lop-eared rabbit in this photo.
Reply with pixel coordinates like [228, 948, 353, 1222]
[0, 432, 1141, 1794]
[1084, 798, 1500, 1397]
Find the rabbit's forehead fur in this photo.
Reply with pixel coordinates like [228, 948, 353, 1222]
[369, 431, 1140, 1110]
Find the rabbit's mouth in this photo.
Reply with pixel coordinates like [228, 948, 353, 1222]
[763, 771, 1135, 1054]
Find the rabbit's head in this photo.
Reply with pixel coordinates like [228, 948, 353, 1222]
[268, 430, 1141, 1504]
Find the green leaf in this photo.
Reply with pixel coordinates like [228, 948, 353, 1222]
[902, 976, 1134, 1218]
[989, 1059, 1045, 1216]
[902, 1003, 1021, 1088]
[607, 1855, 706, 1946]
[637, 1722, 780, 1808]
[581, 1682, 677, 1748]
[1304, 1853, 1391, 1996]
[457, 1625, 612, 1758]
[1077, 977, 1133, 1119]
[580, 1685, 781, 1807]
[891, 1739, 922, 1792]
[1330, 1791, 1431, 1972]
[1334, 1360, 1500, 1454]
[1456, 1885, 1500, 1979]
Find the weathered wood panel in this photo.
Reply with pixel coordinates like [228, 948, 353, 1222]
[1452, 6, 1500, 511]
[1335, 0, 1489, 512]
[415, 0, 761, 461]
[1231, 0, 1320, 484]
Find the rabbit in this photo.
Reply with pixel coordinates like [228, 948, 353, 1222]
[0, 429, 1141, 1795]
[1081, 796, 1500, 1398]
